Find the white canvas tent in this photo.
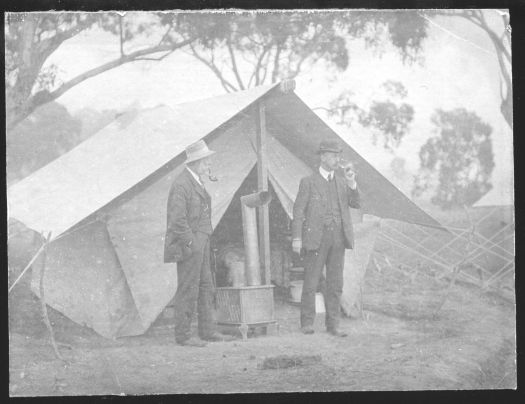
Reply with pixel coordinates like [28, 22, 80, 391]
[7, 83, 442, 338]
[473, 183, 514, 209]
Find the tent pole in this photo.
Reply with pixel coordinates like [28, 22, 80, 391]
[255, 101, 271, 285]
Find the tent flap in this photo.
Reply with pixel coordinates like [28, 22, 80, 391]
[9, 84, 445, 339]
[30, 221, 143, 338]
[266, 134, 312, 218]
[265, 93, 444, 229]
[341, 218, 381, 317]
[8, 84, 279, 239]
[105, 116, 257, 336]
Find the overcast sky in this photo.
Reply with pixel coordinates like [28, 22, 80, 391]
[46, 10, 513, 202]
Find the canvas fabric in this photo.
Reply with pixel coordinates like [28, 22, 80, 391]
[14, 85, 443, 338]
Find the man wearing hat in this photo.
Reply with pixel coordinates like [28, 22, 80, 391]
[292, 139, 361, 337]
[164, 139, 233, 347]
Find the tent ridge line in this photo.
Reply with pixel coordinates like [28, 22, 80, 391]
[266, 94, 444, 230]
[83, 85, 282, 231]
[8, 84, 282, 239]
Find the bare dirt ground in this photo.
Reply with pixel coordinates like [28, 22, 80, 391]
[9, 258, 516, 396]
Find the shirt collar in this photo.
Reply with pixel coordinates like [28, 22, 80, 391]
[319, 165, 334, 181]
[186, 166, 204, 186]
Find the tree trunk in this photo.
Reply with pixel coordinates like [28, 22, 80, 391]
[501, 88, 513, 129]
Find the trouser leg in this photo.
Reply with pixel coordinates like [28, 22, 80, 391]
[325, 226, 345, 331]
[173, 236, 204, 343]
[300, 232, 330, 328]
[197, 235, 216, 339]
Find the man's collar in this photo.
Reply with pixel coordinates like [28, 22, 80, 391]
[319, 165, 334, 181]
[186, 166, 203, 186]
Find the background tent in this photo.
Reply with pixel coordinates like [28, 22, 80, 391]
[7, 82, 442, 338]
[473, 182, 514, 209]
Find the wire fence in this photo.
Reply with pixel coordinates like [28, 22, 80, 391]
[373, 207, 514, 300]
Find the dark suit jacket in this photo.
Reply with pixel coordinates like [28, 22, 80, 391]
[292, 169, 361, 251]
[164, 168, 212, 263]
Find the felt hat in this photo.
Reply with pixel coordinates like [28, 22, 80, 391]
[185, 139, 216, 163]
[317, 140, 342, 154]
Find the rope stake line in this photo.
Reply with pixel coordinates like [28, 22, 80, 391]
[8, 216, 106, 294]
[8, 243, 45, 294]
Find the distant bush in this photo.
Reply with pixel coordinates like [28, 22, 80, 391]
[6, 102, 117, 185]
[413, 108, 494, 209]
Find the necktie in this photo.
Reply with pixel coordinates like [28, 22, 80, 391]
[329, 173, 334, 182]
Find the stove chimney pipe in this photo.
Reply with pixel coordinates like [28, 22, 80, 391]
[240, 191, 272, 286]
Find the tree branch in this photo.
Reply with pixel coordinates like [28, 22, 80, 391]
[289, 53, 309, 79]
[245, 35, 265, 47]
[479, 13, 511, 63]
[473, 12, 512, 97]
[12, 16, 39, 103]
[36, 15, 96, 63]
[35, 15, 44, 42]
[158, 24, 173, 46]
[312, 106, 332, 112]
[189, 44, 237, 93]
[51, 38, 195, 99]
[18, 15, 37, 68]
[312, 105, 359, 113]
[431, 9, 512, 128]
[7, 37, 196, 131]
[135, 48, 176, 62]
[226, 38, 245, 90]
[254, 44, 271, 86]
[499, 77, 506, 106]
[260, 50, 272, 84]
[436, 9, 484, 29]
[271, 43, 282, 83]
[452, 10, 511, 63]
[500, 13, 511, 46]
[501, 12, 510, 29]
[468, 9, 484, 26]
[453, 13, 485, 32]
[247, 48, 265, 87]
[53, 15, 97, 44]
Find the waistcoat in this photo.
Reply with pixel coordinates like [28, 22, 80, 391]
[324, 177, 342, 226]
[196, 186, 213, 235]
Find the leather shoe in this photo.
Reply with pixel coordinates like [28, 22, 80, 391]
[201, 332, 236, 342]
[301, 326, 315, 335]
[177, 337, 207, 347]
[327, 329, 348, 337]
